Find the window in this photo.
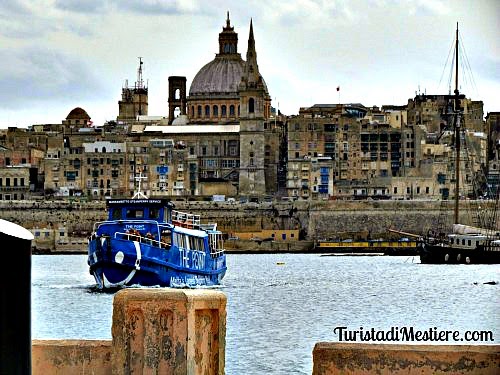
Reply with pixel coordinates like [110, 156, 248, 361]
[230, 105, 235, 116]
[126, 209, 144, 219]
[394, 187, 398, 194]
[222, 105, 227, 117]
[197, 105, 202, 117]
[205, 105, 210, 117]
[249, 98, 255, 113]
[191, 106, 194, 117]
[213, 105, 218, 117]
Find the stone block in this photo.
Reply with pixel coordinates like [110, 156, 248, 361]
[32, 340, 112, 375]
[112, 288, 226, 375]
[313, 343, 500, 374]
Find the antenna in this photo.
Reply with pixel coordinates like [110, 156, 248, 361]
[136, 57, 144, 89]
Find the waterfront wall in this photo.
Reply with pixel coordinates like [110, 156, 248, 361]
[0, 199, 494, 251]
[32, 288, 226, 375]
[312, 343, 500, 374]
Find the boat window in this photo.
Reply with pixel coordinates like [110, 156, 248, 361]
[468, 240, 471, 246]
[160, 228, 171, 249]
[188, 236, 197, 251]
[112, 209, 121, 220]
[175, 233, 186, 249]
[149, 208, 160, 220]
[462, 239, 465, 245]
[126, 209, 144, 219]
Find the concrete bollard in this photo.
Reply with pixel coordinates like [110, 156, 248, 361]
[312, 342, 500, 375]
[112, 288, 226, 375]
[0, 219, 34, 375]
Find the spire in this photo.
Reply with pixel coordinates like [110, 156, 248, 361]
[249, 18, 254, 41]
[243, 18, 260, 86]
[226, 11, 230, 27]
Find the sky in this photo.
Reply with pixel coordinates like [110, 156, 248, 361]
[0, 0, 498, 128]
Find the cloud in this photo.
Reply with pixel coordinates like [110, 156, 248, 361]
[0, 0, 31, 15]
[118, 0, 202, 14]
[54, 0, 109, 14]
[0, 47, 104, 109]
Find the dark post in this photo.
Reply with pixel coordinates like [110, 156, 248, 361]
[0, 219, 34, 375]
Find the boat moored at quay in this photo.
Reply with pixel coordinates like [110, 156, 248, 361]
[87, 192, 227, 290]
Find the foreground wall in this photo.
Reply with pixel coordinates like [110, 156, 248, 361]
[32, 340, 112, 375]
[31, 288, 226, 375]
[313, 343, 500, 375]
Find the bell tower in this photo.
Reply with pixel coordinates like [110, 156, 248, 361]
[168, 76, 186, 124]
[238, 19, 267, 196]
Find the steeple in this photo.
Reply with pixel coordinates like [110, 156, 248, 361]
[242, 18, 261, 87]
[218, 11, 238, 55]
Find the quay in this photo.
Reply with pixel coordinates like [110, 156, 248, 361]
[28, 289, 499, 374]
[0, 199, 470, 254]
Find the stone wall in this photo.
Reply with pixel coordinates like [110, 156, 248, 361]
[0, 200, 494, 251]
[313, 342, 500, 374]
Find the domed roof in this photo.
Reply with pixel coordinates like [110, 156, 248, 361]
[172, 114, 189, 125]
[189, 56, 244, 97]
[189, 55, 268, 97]
[66, 107, 90, 120]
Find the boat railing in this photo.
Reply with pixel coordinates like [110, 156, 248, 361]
[113, 231, 172, 249]
[92, 219, 161, 233]
[200, 223, 218, 231]
[171, 210, 201, 229]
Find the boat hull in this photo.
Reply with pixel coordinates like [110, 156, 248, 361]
[418, 242, 500, 264]
[88, 236, 226, 290]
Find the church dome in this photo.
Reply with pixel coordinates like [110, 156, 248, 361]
[189, 55, 244, 97]
[189, 55, 268, 98]
[66, 107, 90, 120]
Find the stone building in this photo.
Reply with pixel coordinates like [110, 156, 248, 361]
[159, 14, 279, 197]
[117, 58, 148, 122]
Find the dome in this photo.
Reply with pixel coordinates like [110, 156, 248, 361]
[66, 107, 90, 120]
[189, 55, 268, 98]
[189, 56, 244, 97]
[172, 114, 189, 125]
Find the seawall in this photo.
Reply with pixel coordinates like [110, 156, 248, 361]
[0, 199, 494, 252]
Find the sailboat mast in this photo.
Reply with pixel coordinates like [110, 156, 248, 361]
[453, 22, 460, 224]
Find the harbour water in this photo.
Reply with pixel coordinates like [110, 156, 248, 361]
[33, 254, 499, 375]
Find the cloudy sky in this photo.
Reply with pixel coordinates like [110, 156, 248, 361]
[0, 0, 498, 127]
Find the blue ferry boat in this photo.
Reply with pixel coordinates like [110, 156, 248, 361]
[87, 190, 226, 290]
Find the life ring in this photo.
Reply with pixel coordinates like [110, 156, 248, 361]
[465, 256, 471, 264]
[457, 253, 461, 262]
[103, 240, 142, 288]
[444, 254, 449, 262]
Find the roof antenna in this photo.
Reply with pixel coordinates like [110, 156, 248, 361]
[136, 57, 144, 89]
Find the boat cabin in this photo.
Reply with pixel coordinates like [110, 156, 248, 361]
[448, 234, 487, 249]
[106, 199, 173, 223]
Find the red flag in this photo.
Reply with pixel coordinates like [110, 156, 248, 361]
[336, 86, 340, 91]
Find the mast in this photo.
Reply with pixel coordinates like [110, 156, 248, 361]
[453, 22, 460, 224]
